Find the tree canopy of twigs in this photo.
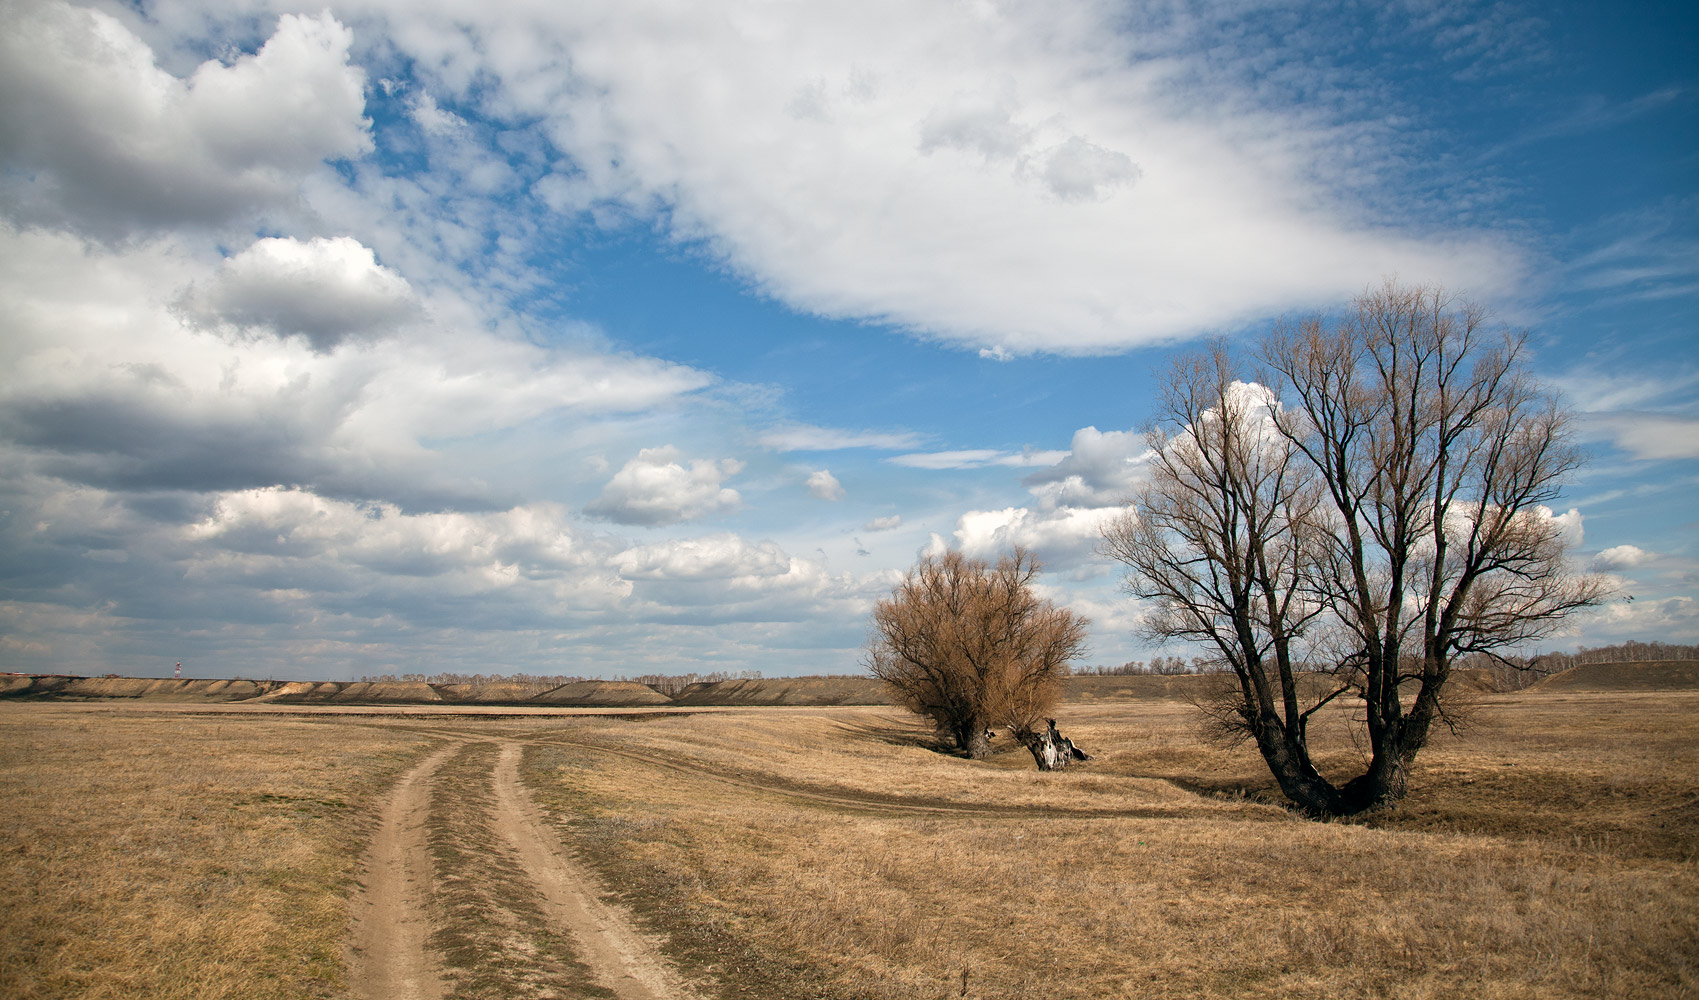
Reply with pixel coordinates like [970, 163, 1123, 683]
[1100, 281, 1606, 816]
[867, 547, 1089, 759]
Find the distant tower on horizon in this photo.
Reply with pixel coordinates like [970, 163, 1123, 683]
[174, 661, 181, 679]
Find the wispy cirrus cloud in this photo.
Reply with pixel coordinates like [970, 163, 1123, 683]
[759, 424, 924, 452]
[349, 0, 1522, 355]
[1488, 87, 1686, 157]
[1553, 369, 1699, 414]
[1560, 204, 1699, 306]
[1585, 414, 1699, 461]
[888, 449, 1069, 471]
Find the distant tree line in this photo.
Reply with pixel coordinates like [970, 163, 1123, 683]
[1077, 656, 1228, 676]
[1076, 639, 1699, 690]
[358, 638, 1692, 700]
[1534, 640, 1699, 665]
[357, 669, 767, 697]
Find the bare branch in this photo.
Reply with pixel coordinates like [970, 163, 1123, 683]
[1106, 281, 1607, 816]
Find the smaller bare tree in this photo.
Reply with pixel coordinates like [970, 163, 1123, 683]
[867, 547, 1089, 759]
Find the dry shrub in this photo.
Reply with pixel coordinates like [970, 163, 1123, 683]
[868, 547, 1088, 757]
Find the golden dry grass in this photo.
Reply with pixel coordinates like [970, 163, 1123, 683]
[1, 689, 1694, 999]
[521, 691, 1699, 1000]
[0, 707, 437, 999]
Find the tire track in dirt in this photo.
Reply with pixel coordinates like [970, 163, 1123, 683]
[348, 743, 458, 1000]
[538, 737, 1283, 822]
[491, 742, 702, 1000]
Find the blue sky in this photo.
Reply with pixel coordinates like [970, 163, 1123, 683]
[0, 0, 1694, 680]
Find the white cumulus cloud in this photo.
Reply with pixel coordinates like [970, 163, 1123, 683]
[1593, 595, 1699, 642]
[806, 469, 845, 501]
[953, 504, 1120, 570]
[1593, 544, 1655, 571]
[0, 4, 371, 235]
[183, 236, 417, 351]
[0, 227, 711, 508]
[585, 447, 744, 526]
[1023, 426, 1150, 510]
[613, 534, 791, 581]
[1540, 506, 1586, 550]
[1034, 136, 1141, 202]
[182, 485, 631, 608]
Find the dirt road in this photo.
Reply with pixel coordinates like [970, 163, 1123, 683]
[491, 743, 697, 1000]
[349, 744, 455, 1000]
[348, 736, 699, 1000]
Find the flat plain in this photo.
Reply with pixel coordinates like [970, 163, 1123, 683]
[1, 684, 1694, 999]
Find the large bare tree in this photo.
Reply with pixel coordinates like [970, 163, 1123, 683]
[1102, 283, 1605, 815]
[867, 547, 1089, 759]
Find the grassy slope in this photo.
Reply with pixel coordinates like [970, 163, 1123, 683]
[1534, 660, 1699, 691]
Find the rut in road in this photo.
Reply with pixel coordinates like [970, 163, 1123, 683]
[349, 736, 699, 1000]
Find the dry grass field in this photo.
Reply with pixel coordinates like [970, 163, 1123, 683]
[0, 708, 438, 999]
[1, 686, 1694, 999]
[523, 692, 1699, 999]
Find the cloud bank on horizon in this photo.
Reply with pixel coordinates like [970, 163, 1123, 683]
[0, 0, 1694, 678]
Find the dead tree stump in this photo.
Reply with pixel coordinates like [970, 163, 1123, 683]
[1026, 718, 1091, 771]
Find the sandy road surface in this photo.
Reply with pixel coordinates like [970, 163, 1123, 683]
[349, 735, 699, 1000]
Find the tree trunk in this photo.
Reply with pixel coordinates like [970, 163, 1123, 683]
[1251, 718, 1345, 815]
[1027, 719, 1090, 771]
[955, 718, 993, 759]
